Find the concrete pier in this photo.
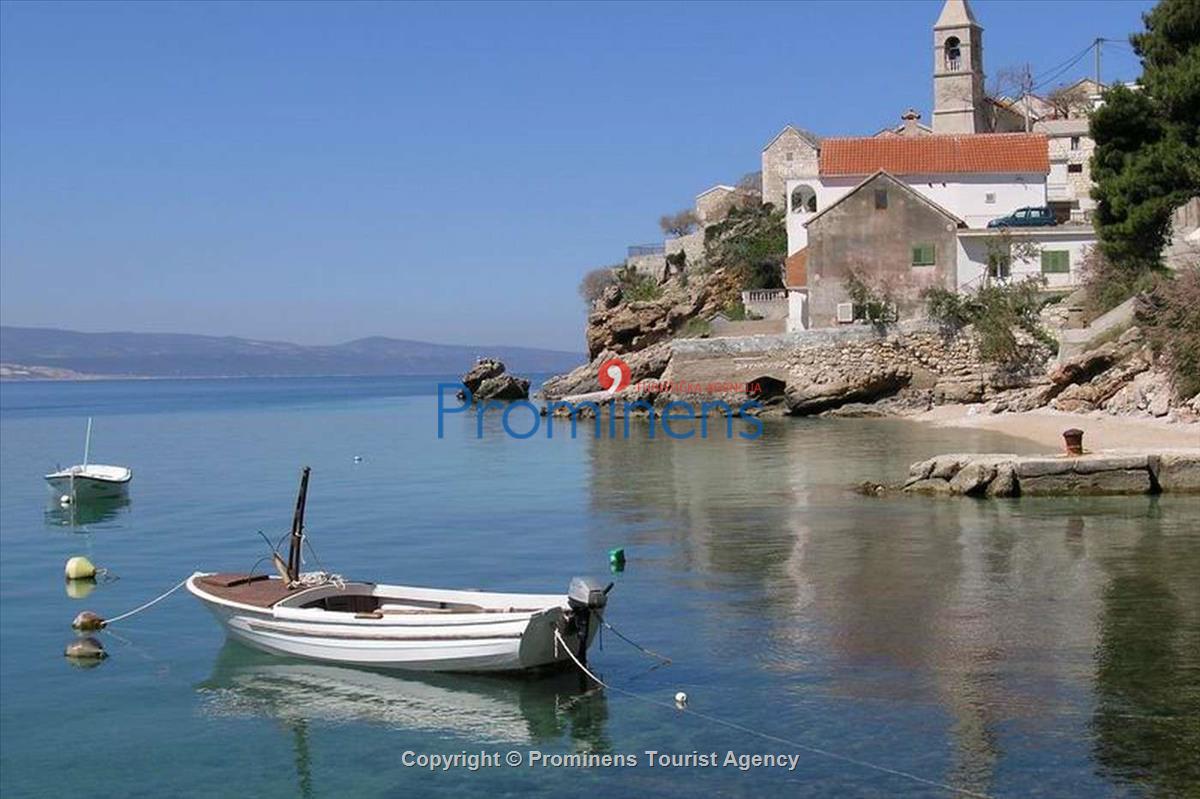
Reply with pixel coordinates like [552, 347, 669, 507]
[902, 450, 1200, 497]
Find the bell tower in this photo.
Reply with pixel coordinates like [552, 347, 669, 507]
[932, 0, 985, 134]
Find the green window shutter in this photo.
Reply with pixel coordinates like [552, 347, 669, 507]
[911, 243, 935, 266]
[1041, 250, 1070, 273]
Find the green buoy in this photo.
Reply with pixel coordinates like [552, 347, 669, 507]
[608, 547, 626, 573]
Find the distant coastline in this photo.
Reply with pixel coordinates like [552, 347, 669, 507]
[0, 326, 585, 381]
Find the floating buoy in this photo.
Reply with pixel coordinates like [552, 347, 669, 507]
[353, 455, 363, 463]
[65, 636, 106, 662]
[674, 691, 688, 707]
[65, 579, 96, 600]
[60, 494, 72, 505]
[72, 611, 106, 631]
[64, 556, 97, 580]
[608, 547, 626, 573]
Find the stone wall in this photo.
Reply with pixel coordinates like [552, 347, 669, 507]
[667, 320, 1047, 408]
[664, 231, 705, 272]
[709, 318, 786, 338]
[626, 252, 666, 280]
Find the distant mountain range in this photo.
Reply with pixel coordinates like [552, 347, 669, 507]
[0, 326, 585, 379]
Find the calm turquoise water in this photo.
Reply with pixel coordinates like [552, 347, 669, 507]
[1, 377, 1197, 798]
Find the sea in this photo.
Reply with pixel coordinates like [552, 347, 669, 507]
[1, 376, 1196, 798]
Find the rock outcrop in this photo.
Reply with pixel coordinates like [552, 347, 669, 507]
[784, 366, 912, 415]
[541, 342, 672, 400]
[457, 358, 530, 402]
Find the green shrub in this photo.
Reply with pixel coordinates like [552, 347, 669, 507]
[679, 317, 711, 338]
[1141, 265, 1200, 398]
[924, 278, 1055, 363]
[615, 265, 663, 302]
[845, 269, 898, 325]
[703, 204, 786, 291]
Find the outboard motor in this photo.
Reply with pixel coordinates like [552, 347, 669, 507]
[567, 577, 612, 667]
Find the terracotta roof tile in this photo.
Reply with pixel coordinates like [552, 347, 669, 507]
[819, 133, 1049, 177]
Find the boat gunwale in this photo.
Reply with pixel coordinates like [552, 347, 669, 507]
[188, 574, 570, 627]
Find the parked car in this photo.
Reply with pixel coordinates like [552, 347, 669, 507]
[987, 206, 1057, 228]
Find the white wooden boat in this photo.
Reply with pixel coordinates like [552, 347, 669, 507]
[44, 418, 132, 501]
[188, 468, 610, 674]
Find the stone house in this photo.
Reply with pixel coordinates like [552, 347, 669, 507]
[760, 125, 821, 211]
[785, 131, 1052, 256]
[695, 184, 759, 226]
[802, 171, 964, 329]
[1035, 116, 1096, 223]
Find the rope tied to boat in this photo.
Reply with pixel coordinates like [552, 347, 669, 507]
[289, 571, 346, 590]
[552, 629, 993, 799]
[601, 619, 672, 665]
[73, 576, 192, 631]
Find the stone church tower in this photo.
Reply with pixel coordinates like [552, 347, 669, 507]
[932, 0, 986, 134]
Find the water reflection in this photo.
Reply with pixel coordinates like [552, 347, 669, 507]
[1091, 506, 1200, 797]
[44, 495, 130, 529]
[196, 642, 609, 749]
[585, 418, 1200, 796]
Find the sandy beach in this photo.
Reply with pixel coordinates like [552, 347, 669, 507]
[915, 404, 1200, 451]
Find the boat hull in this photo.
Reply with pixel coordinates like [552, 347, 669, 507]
[188, 574, 597, 674]
[45, 473, 130, 500]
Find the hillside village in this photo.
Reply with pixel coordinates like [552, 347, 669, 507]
[547, 0, 1199, 421]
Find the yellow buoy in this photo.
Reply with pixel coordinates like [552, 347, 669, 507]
[65, 579, 96, 600]
[72, 611, 105, 631]
[64, 556, 97, 581]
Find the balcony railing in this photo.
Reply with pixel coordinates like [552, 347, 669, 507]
[627, 243, 665, 258]
[742, 289, 788, 304]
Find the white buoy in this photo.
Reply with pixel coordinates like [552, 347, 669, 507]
[353, 455, 363, 463]
[64, 556, 97, 580]
[674, 691, 688, 707]
[60, 494, 72, 505]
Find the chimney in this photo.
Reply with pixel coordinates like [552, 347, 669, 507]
[901, 109, 923, 136]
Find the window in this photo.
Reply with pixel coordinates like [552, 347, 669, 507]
[1067, 163, 1083, 173]
[1041, 250, 1070, 274]
[1070, 136, 1081, 150]
[874, 189, 888, 210]
[790, 185, 817, 214]
[985, 192, 996, 204]
[1015, 208, 1030, 220]
[911, 243, 936, 266]
[785, 152, 794, 162]
[944, 36, 962, 71]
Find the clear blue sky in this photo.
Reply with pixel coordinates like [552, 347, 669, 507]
[0, 0, 1152, 351]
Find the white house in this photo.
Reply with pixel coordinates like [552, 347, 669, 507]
[785, 132, 1052, 255]
[957, 227, 1098, 291]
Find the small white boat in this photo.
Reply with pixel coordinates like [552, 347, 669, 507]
[44, 418, 132, 501]
[188, 468, 610, 674]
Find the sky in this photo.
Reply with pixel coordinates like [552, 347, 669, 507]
[0, 0, 1153, 351]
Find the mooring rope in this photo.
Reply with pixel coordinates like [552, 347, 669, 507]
[553, 630, 993, 799]
[601, 620, 672, 665]
[289, 571, 346, 590]
[103, 576, 191, 626]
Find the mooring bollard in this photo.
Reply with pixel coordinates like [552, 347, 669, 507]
[1063, 428, 1085, 456]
